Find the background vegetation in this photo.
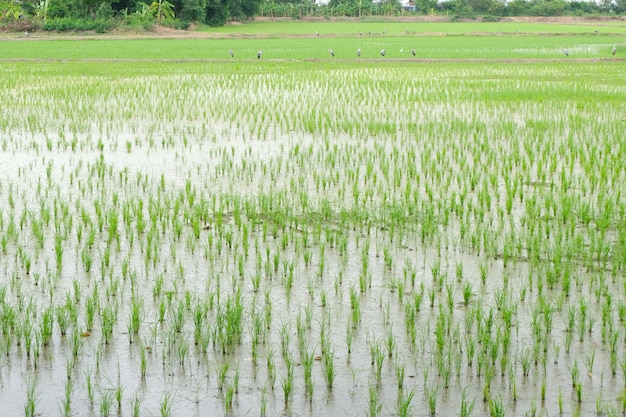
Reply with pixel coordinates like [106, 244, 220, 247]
[1, 0, 626, 32]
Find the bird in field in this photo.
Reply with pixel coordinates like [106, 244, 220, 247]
[24, 31, 29, 38]
[316, 31, 319, 37]
[411, 47, 416, 57]
[228, 49, 234, 58]
[357, 48, 361, 58]
[562, 48, 569, 57]
[400, 48, 404, 53]
[612, 45, 617, 56]
[380, 49, 386, 57]
[257, 50, 262, 59]
[328, 49, 334, 57]
[359, 31, 362, 36]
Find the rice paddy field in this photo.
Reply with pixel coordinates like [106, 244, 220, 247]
[1, 20, 626, 417]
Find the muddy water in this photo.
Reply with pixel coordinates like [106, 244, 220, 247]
[0, 169, 623, 417]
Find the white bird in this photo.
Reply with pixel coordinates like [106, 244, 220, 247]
[328, 48, 334, 57]
[562, 48, 569, 57]
[380, 49, 386, 57]
[411, 47, 416, 57]
[228, 49, 233, 58]
[357, 48, 361, 58]
[316, 31, 319, 37]
[612, 45, 617, 56]
[400, 48, 403, 53]
[257, 50, 262, 59]
[24, 31, 29, 38]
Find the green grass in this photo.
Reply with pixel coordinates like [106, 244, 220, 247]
[0, 36, 621, 60]
[1, 21, 624, 60]
[202, 20, 626, 35]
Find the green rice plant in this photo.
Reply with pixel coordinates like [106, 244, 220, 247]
[584, 349, 595, 377]
[489, 395, 505, 417]
[217, 362, 229, 391]
[395, 388, 416, 417]
[127, 296, 142, 341]
[100, 391, 113, 417]
[462, 280, 472, 306]
[159, 393, 172, 417]
[24, 377, 38, 417]
[570, 360, 580, 388]
[114, 383, 123, 412]
[386, 330, 396, 358]
[69, 328, 82, 358]
[281, 373, 292, 406]
[267, 348, 276, 390]
[260, 390, 267, 417]
[346, 322, 353, 354]
[322, 349, 335, 389]
[575, 381, 582, 403]
[460, 387, 475, 417]
[349, 286, 361, 328]
[302, 348, 314, 397]
[426, 383, 438, 417]
[101, 304, 117, 344]
[59, 379, 72, 417]
[84, 368, 94, 404]
[366, 384, 382, 417]
[394, 358, 405, 389]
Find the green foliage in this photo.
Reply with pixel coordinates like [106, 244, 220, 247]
[529, 0, 568, 16]
[179, 0, 205, 21]
[0, 0, 23, 21]
[482, 14, 501, 21]
[205, 0, 230, 25]
[96, 2, 115, 19]
[43, 17, 114, 31]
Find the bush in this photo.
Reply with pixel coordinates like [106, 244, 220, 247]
[160, 18, 190, 29]
[42, 17, 116, 32]
[125, 13, 155, 30]
[482, 14, 501, 21]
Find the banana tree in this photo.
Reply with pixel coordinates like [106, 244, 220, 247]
[148, 0, 175, 22]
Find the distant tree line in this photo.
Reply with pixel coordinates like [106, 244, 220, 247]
[261, 0, 626, 19]
[1, 0, 624, 32]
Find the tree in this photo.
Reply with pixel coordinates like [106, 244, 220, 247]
[0, 0, 24, 21]
[205, 0, 229, 24]
[149, 0, 175, 21]
[179, 0, 205, 20]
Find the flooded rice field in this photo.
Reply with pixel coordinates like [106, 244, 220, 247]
[0, 60, 625, 416]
